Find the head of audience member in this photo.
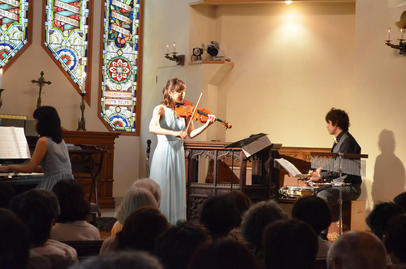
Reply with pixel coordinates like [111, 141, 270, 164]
[263, 219, 318, 269]
[385, 214, 406, 266]
[0, 182, 16, 208]
[327, 231, 387, 269]
[154, 221, 210, 269]
[188, 238, 259, 269]
[292, 196, 331, 235]
[69, 251, 163, 269]
[366, 202, 403, 239]
[115, 187, 158, 225]
[200, 194, 241, 239]
[394, 192, 406, 212]
[241, 200, 288, 253]
[33, 106, 63, 143]
[0, 208, 30, 269]
[132, 178, 162, 206]
[52, 179, 89, 223]
[225, 190, 252, 218]
[9, 189, 60, 247]
[116, 207, 169, 253]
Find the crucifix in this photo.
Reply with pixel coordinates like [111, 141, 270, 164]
[32, 71, 52, 109]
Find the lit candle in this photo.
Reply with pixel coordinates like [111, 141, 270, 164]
[401, 28, 404, 40]
[165, 44, 169, 54]
[387, 27, 391, 41]
[172, 42, 176, 53]
[82, 72, 87, 94]
[0, 68, 3, 89]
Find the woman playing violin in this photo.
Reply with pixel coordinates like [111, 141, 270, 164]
[149, 78, 216, 224]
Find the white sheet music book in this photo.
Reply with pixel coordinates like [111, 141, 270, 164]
[275, 158, 305, 178]
[0, 126, 31, 159]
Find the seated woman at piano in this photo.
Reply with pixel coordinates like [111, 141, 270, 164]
[0, 106, 73, 190]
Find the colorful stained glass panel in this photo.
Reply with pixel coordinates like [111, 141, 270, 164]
[99, 0, 142, 133]
[43, 0, 91, 93]
[0, 0, 31, 68]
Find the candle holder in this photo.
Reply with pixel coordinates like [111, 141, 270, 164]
[164, 51, 185, 65]
[77, 92, 86, 131]
[0, 89, 4, 110]
[385, 38, 406, 54]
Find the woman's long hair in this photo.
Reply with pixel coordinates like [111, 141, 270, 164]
[33, 106, 63, 143]
[161, 78, 186, 109]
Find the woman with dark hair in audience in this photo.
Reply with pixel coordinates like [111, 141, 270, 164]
[199, 194, 241, 240]
[385, 214, 406, 269]
[154, 221, 210, 269]
[366, 202, 404, 240]
[292, 196, 331, 259]
[263, 219, 318, 269]
[10, 189, 77, 269]
[0, 208, 30, 269]
[51, 180, 100, 241]
[394, 192, 406, 212]
[101, 207, 169, 255]
[188, 238, 260, 269]
[240, 200, 288, 255]
[0, 106, 73, 190]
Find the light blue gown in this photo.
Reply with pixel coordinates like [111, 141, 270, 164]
[150, 106, 186, 224]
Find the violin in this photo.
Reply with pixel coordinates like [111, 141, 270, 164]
[175, 100, 232, 129]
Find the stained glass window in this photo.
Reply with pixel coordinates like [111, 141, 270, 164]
[99, 0, 143, 134]
[43, 0, 93, 104]
[0, 0, 32, 69]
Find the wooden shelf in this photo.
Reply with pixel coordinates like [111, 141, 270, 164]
[190, 0, 354, 6]
[201, 59, 235, 67]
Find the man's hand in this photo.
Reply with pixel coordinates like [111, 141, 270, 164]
[309, 167, 322, 182]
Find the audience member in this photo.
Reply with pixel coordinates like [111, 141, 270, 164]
[111, 187, 158, 237]
[188, 238, 260, 269]
[69, 251, 162, 269]
[51, 179, 100, 241]
[200, 194, 241, 239]
[154, 221, 209, 269]
[0, 182, 16, 208]
[101, 207, 168, 254]
[394, 192, 406, 212]
[385, 214, 406, 269]
[366, 202, 403, 239]
[292, 196, 331, 259]
[263, 219, 318, 269]
[0, 208, 30, 269]
[10, 189, 77, 269]
[133, 178, 162, 206]
[225, 190, 252, 217]
[240, 200, 288, 254]
[327, 231, 387, 269]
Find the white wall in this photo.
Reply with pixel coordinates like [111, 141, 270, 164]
[353, 0, 406, 207]
[3, 0, 406, 206]
[0, 1, 139, 198]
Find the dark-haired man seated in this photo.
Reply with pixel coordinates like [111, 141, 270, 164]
[310, 108, 362, 203]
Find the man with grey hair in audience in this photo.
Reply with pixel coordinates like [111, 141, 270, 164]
[327, 231, 388, 269]
[70, 251, 162, 269]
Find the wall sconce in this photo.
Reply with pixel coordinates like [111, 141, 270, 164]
[385, 11, 406, 54]
[164, 42, 185, 66]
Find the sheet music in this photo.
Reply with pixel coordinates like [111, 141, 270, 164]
[275, 158, 302, 177]
[0, 126, 31, 159]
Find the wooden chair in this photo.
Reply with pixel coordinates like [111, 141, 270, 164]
[62, 240, 104, 260]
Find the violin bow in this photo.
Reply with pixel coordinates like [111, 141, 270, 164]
[184, 91, 203, 133]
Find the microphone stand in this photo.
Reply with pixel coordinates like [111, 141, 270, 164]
[146, 139, 151, 177]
